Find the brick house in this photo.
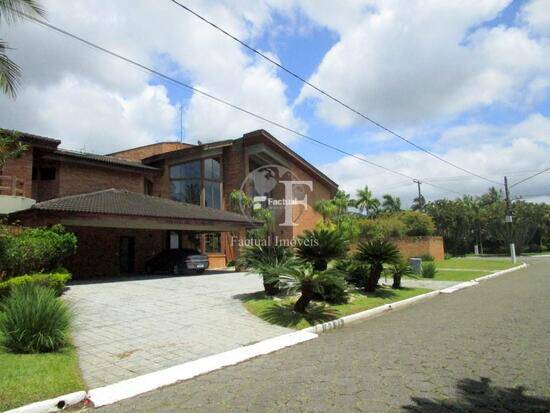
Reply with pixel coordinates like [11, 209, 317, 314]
[1, 129, 338, 277]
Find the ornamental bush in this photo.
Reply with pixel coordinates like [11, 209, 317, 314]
[0, 270, 71, 299]
[0, 225, 77, 277]
[422, 262, 437, 278]
[0, 283, 73, 353]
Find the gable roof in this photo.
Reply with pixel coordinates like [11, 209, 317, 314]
[29, 189, 257, 225]
[42, 149, 160, 172]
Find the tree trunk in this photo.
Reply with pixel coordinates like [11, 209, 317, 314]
[392, 275, 401, 289]
[263, 280, 279, 296]
[294, 284, 314, 313]
[365, 264, 382, 292]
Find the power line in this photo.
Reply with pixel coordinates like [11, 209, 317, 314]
[167, 0, 502, 187]
[15, 10, 465, 198]
[510, 167, 550, 189]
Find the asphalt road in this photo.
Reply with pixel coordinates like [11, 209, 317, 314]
[99, 258, 550, 412]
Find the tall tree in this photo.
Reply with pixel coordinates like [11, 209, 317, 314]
[411, 195, 426, 211]
[0, 0, 45, 98]
[382, 194, 401, 213]
[354, 186, 380, 217]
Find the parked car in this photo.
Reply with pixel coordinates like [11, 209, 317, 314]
[145, 249, 209, 275]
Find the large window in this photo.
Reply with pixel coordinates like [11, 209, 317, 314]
[170, 158, 222, 208]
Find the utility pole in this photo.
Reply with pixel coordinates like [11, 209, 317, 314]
[413, 179, 424, 210]
[504, 176, 516, 263]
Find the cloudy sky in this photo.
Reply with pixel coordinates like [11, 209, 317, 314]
[1, 0, 549, 205]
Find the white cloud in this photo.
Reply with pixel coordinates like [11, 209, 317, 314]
[521, 0, 550, 35]
[320, 114, 550, 206]
[0, 0, 303, 151]
[296, 0, 549, 127]
[0, 76, 177, 153]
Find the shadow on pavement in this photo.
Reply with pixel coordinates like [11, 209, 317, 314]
[403, 377, 550, 413]
[68, 269, 235, 285]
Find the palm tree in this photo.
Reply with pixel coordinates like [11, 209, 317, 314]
[279, 264, 346, 313]
[411, 195, 426, 211]
[237, 245, 294, 295]
[354, 186, 380, 217]
[296, 228, 348, 271]
[355, 239, 401, 292]
[0, 0, 45, 98]
[314, 199, 337, 225]
[389, 261, 414, 289]
[382, 194, 401, 214]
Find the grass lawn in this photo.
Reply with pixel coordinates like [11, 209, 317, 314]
[412, 258, 520, 282]
[435, 258, 516, 271]
[0, 332, 85, 411]
[241, 287, 431, 330]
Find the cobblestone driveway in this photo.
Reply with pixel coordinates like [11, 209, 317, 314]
[100, 258, 550, 412]
[65, 271, 290, 388]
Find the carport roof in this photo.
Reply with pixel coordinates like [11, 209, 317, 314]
[29, 189, 258, 226]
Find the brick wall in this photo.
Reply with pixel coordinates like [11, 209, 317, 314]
[393, 236, 445, 261]
[110, 142, 191, 161]
[58, 162, 145, 197]
[63, 227, 166, 278]
[0, 147, 33, 197]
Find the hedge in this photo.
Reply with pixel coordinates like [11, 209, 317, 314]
[0, 224, 77, 278]
[0, 270, 72, 299]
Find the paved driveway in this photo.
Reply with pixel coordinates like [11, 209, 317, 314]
[64, 271, 290, 388]
[100, 258, 549, 412]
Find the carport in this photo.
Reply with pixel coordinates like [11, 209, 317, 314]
[11, 188, 259, 277]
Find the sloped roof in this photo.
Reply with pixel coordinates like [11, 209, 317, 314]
[31, 189, 257, 225]
[43, 149, 160, 172]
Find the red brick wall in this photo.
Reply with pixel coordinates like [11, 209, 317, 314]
[58, 162, 145, 197]
[0, 147, 33, 197]
[110, 142, 191, 161]
[393, 236, 445, 261]
[63, 227, 166, 278]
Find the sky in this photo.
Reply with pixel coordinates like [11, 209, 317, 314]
[0, 0, 549, 206]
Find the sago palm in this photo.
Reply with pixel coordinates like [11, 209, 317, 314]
[355, 239, 401, 292]
[296, 228, 348, 271]
[0, 0, 45, 98]
[279, 264, 346, 313]
[237, 245, 294, 295]
[389, 261, 414, 289]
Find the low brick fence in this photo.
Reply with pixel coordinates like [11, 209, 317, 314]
[392, 236, 445, 261]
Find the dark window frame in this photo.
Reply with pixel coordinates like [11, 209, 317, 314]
[170, 157, 222, 208]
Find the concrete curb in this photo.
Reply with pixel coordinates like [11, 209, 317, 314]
[5, 391, 87, 413]
[473, 263, 527, 282]
[304, 263, 527, 334]
[87, 330, 317, 408]
[8, 263, 527, 412]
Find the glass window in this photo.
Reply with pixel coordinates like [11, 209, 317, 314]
[204, 158, 221, 180]
[205, 232, 221, 253]
[170, 160, 200, 179]
[204, 181, 221, 209]
[171, 179, 201, 205]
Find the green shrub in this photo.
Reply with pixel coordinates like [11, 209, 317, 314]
[422, 262, 437, 278]
[400, 211, 435, 236]
[419, 253, 434, 262]
[313, 276, 350, 304]
[0, 225, 77, 277]
[0, 283, 73, 353]
[0, 270, 71, 299]
[444, 253, 453, 260]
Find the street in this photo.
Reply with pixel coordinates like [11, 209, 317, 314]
[99, 258, 550, 412]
